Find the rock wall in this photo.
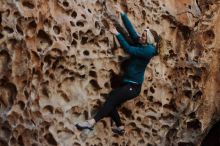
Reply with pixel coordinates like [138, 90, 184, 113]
[0, 0, 220, 146]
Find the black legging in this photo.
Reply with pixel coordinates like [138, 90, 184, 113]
[94, 82, 142, 127]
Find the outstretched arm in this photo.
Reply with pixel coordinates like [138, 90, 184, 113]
[115, 5, 139, 42]
[120, 13, 139, 42]
[108, 20, 155, 58]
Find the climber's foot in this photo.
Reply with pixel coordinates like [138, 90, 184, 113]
[75, 121, 94, 131]
[112, 126, 125, 136]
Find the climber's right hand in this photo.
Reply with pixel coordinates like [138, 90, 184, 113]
[115, 4, 124, 14]
[109, 21, 119, 35]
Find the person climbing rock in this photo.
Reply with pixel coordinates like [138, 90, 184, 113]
[75, 5, 161, 136]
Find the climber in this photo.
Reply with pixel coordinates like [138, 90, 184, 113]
[75, 5, 160, 135]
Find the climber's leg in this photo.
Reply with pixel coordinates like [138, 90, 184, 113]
[94, 83, 141, 123]
[109, 108, 122, 127]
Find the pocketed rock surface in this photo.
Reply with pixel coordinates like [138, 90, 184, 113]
[0, 0, 220, 146]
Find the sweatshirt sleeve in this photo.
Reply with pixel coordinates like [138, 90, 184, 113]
[121, 13, 139, 42]
[116, 33, 155, 58]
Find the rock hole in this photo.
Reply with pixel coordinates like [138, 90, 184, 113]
[142, 10, 146, 19]
[161, 113, 175, 121]
[150, 86, 155, 93]
[70, 21, 75, 26]
[1, 121, 11, 139]
[72, 32, 78, 39]
[43, 105, 54, 114]
[163, 102, 177, 112]
[81, 14, 86, 19]
[73, 142, 81, 146]
[188, 5, 192, 9]
[17, 100, 25, 110]
[49, 73, 55, 80]
[0, 81, 17, 109]
[0, 138, 8, 146]
[42, 87, 49, 98]
[137, 117, 141, 121]
[89, 70, 97, 78]
[203, 29, 215, 44]
[189, 74, 201, 81]
[76, 21, 84, 27]
[99, 28, 105, 35]
[144, 89, 148, 95]
[0, 33, 3, 39]
[188, 112, 196, 119]
[22, 1, 35, 9]
[104, 82, 109, 88]
[10, 137, 16, 145]
[37, 30, 53, 46]
[71, 39, 77, 47]
[95, 21, 100, 29]
[71, 11, 77, 18]
[83, 50, 89, 56]
[55, 108, 63, 115]
[18, 135, 24, 146]
[59, 91, 70, 102]
[90, 79, 101, 90]
[180, 26, 192, 40]
[135, 101, 144, 108]
[192, 90, 203, 100]
[183, 90, 192, 98]
[16, 25, 23, 35]
[147, 96, 153, 102]
[166, 128, 177, 143]
[44, 133, 57, 145]
[63, 1, 69, 7]
[53, 25, 61, 34]
[4, 26, 14, 33]
[101, 19, 109, 30]
[81, 36, 88, 44]
[70, 106, 82, 116]
[28, 20, 37, 28]
[187, 119, 201, 130]
[120, 107, 132, 118]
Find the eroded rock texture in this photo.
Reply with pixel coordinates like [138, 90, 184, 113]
[0, 0, 220, 146]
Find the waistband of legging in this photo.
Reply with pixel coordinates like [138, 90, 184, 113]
[122, 79, 142, 86]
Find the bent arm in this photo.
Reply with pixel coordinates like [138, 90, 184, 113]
[121, 13, 139, 42]
[116, 33, 155, 58]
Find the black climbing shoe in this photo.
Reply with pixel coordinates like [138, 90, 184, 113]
[112, 127, 125, 136]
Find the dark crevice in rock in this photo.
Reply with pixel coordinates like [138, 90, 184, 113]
[90, 79, 102, 90]
[162, 14, 192, 40]
[201, 120, 220, 146]
[120, 107, 132, 118]
[44, 133, 57, 145]
[187, 119, 201, 130]
[37, 29, 53, 46]
[178, 142, 195, 146]
[22, 1, 35, 9]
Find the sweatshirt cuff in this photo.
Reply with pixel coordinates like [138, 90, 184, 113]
[115, 32, 120, 36]
[120, 12, 125, 16]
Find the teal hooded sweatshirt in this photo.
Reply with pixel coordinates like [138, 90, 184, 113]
[116, 13, 157, 84]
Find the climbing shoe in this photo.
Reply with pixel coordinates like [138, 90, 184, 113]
[112, 127, 125, 136]
[75, 121, 94, 131]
